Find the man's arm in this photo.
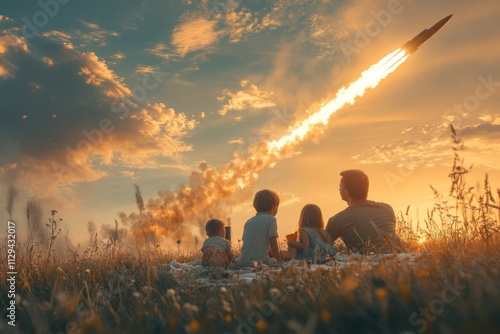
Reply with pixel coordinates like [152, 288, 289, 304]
[269, 236, 281, 264]
[326, 216, 342, 242]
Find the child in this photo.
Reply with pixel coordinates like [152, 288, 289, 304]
[236, 189, 282, 266]
[287, 204, 336, 264]
[201, 219, 233, 269]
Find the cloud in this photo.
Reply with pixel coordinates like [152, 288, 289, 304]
[172, 73, 195, 86]
[111, 52, 126, 60]
[217, 80, 276, 116]
[135, 65, 158, 75]
[146, 5, 281, 62]
[353, 113, 500, 171]
[228, 138, 243, 144]
[77, 51, 131, 98]
[478, 114, 500, 125]
[40, 30, 73, 44]
[0, 33, 197, 200]
[223, 9, 280, 43]
[0, 15, 12, 22]
[42, 22, 119, 48]
[171, 17, 221, 57]
[75, 20, 120, 47]
[79, 20, 100, 30]
[145, 43, 173, 60]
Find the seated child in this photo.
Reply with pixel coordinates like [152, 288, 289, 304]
[201, 219, 233, 269]
[287, 204, 336, 264]
[235, 189, 282, 267]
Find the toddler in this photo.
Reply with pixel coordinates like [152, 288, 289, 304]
[201, 219, 233, 269]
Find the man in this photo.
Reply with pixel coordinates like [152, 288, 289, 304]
[326, 169, 404, 253]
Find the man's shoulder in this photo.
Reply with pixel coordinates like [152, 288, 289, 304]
[368, 201, 394, 212]
[349, 200, 394, 211]
[327, 208, 350, 227]
[369, 200, 391, 206]
[328, 206, 350, 220]
[327, 201, 393, 221]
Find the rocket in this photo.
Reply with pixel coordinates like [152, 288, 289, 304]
[402, 14, 453, 54]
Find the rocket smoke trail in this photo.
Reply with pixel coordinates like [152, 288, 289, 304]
[119, 48, 410, 249]
[118, 15, 454, 249]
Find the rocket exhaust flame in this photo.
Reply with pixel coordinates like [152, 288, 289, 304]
[119, 48, 411, 250]
[267, 49, 408, 153]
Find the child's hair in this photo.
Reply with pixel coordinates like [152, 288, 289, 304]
[253, 189, 280, 213]
[205, 219, 224, 237]
[298, 204, 330, 242]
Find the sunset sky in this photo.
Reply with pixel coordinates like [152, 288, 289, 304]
[1, 0, 500, 250]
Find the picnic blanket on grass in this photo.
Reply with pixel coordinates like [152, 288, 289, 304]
[159, 252, 421, 286]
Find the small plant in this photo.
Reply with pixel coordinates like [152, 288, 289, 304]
[45, 209, 62, 265]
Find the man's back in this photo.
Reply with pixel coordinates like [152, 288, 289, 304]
[327, 200, 400, 253]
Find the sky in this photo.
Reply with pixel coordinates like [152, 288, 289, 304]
[1, 0, 500, 251]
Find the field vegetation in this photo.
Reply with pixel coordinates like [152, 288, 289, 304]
[2, 133, 500, 334]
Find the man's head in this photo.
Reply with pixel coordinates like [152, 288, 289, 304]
[339, 169, 369, 202]
[253, 189, 280, 215]
[205, 219, 225, 237]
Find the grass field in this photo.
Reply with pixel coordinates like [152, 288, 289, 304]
[2, 153, 500, 334]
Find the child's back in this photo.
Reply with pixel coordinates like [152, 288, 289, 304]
[239, 212, 278, 263]
[202, 235, 231, 268]
[201, 219, 232, 269]
[296, 227, 335, 263]
[235, 189, 281, 266]
[287, 204, 336, 264]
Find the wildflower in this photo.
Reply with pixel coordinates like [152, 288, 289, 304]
[224, 314, 232, 323]
[220, 287, 228, 294]
[133, 292, 141, 298]
[269, 288, 282, 300]
[15, 294, 22, 304]
[256, 320, 266, 331]
[187, 319, 200, 332]
[321, 310, 331, 322]
[183, 303, 199, 314]
[56, 292, 67, 303]
[167, 289, 176, 297]
[375, 287, 388, 300]
[376, 264, 386, 274]
[342, 276, 359, 292]
[85, 269, 91, 274]
[222, 301, 232, 313]
[416, 269, 429, 278]
[398, 282, 411, 302]
[142, 286, 153, 294]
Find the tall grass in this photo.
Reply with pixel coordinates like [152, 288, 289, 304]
[1, 128, 500, 333]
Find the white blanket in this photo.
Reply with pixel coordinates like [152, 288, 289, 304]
[159, 252, 421, 286]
